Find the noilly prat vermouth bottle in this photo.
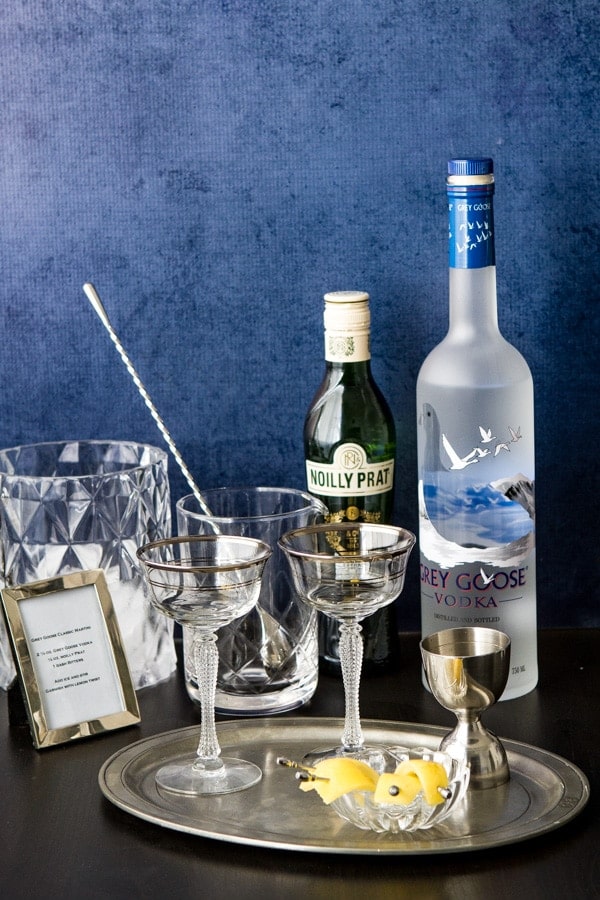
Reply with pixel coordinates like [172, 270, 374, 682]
[417, 158, 537, 700]
[304, 290, 398, 675]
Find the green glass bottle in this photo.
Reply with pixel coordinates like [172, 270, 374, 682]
[304, 290, 398, 675]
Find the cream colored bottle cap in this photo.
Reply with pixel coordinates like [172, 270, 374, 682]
[324, 291, 370, 333]
[324, 290, 370, 304]
[323, 291, 371, 361]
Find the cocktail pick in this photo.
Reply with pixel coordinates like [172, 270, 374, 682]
[276, 757, 329, 783]
[82, 282, 212, 517]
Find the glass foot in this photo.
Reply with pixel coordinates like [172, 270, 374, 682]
[155, 756, 262, 796]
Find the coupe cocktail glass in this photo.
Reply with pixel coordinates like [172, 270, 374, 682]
[278, 522, 414, 767]
[137, 535, 271, 795]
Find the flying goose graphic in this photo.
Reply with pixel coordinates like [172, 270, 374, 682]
[479, 567, 494, 586]
[509, 426, 522, 443]
[442, 434, 479, 470]
[494, 442, 511, 456]
[478, 426, 496, 443]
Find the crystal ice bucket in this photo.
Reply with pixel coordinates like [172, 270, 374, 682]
[0, 440, 176, 690]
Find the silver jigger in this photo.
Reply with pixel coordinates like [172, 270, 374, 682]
[420, 627, 511, 790]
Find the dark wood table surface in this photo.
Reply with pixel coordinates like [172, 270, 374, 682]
[1, 628, 598, 900]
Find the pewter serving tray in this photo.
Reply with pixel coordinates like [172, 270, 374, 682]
[98, 718, 590, 855]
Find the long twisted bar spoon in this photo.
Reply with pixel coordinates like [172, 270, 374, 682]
[83, 281, 292, 668]
[83, 282, 212, 517]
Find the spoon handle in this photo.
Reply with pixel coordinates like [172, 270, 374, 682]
[83, 282, 212, 517]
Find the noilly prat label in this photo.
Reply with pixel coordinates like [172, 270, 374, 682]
[306, 443, 394, 497]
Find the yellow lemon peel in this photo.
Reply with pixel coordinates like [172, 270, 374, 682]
[284, 755, 450, 808]
[373, 770, 422, 805]
[296, 758, 378, 804]
[387, 759, 449, 806]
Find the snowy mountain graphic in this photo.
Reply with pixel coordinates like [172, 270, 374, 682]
[419, 474, 535, 568]
[491, 474, 535, 520]
[419, 403, 535, 567]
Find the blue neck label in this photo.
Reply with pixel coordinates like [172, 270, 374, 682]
[448, 184, 495, 269]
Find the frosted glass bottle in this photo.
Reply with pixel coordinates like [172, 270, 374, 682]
[416, 159, 537, 700]
[304, 291, 398, 675]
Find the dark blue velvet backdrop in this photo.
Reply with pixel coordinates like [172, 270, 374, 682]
[0, 2, 598, 629]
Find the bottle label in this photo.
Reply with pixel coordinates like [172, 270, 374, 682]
[418, 402, 537, 696]
[325, 330, 370, 363]
[419, 545, 537, 696]
[306, 443, 394, 499]
[448, 185, 495, 269]
[420, 558, 533, 607]
[419, 409, 535, 570]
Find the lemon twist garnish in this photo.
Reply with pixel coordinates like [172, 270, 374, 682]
[278, 756, 450, 807]
[374, 759, 449, 806]
[373, 771, 422, 806]
[278, 756, 378, 805]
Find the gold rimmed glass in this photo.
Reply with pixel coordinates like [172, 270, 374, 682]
[137, 535, 271, 795]
[278, 522, 414, 768]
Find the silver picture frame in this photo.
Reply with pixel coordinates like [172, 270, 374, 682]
[1, 569, 140, 749]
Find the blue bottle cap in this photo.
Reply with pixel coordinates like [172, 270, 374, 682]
[448, 158, 494, 176]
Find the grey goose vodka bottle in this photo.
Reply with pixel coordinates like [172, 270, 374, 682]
[416, 159, 537, 700]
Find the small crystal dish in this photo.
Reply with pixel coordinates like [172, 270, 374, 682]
[330, 747, 470, 833]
